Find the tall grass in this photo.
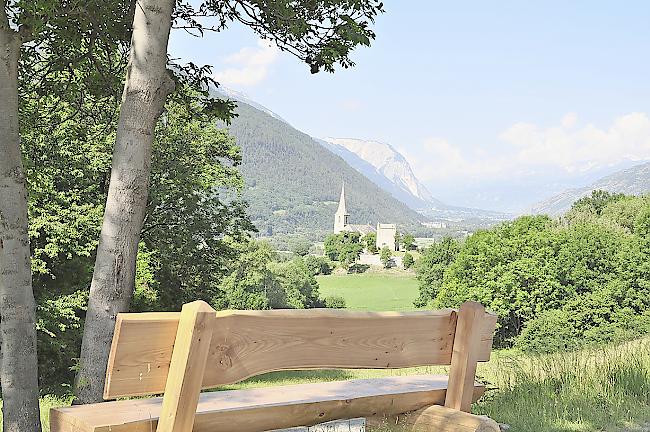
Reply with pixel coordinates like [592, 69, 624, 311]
[474, 339, 650, 432]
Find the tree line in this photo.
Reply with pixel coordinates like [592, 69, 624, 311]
[0, 0, 384, 429]
[415, 191, 650, 352]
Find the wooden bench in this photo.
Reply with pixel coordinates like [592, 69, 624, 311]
[51, 301, 497, 432]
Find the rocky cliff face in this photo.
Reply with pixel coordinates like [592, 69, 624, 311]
[320, 137, 444, 210]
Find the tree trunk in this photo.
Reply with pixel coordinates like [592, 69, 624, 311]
[0, 6, 43, 431]
[74, 0, 175, 404]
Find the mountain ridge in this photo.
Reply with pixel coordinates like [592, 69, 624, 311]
[213, 88, 431, 239]
[532, 161, 650, 215]
[318, 137, 445, 210]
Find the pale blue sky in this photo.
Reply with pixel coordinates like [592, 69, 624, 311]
[170, 1, 650, 212]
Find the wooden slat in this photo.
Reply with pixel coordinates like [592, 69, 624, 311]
[104, 308, 497, 399]
[156, 301, 215, 432]
[51, 375, 486, 432]
[445, 302, 485, 412]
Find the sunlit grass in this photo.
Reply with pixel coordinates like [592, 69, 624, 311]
[317, 273, 418, 311]
[474, 339, 650, 432]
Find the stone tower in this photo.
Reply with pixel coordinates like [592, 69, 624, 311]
[376, 223, 397, 251]
[333, 183, 349, 233]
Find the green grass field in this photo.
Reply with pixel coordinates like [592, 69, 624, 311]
[317, 273, 419, 311]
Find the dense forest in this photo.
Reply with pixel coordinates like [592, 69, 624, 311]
[220, 95, 429, 240]
[415, 191, 650, 352]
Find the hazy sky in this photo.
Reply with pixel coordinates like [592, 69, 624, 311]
[170, 1, 650, 212]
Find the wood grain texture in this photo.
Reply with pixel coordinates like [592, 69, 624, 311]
[51, 375, 486, 432]
[156, 301, 215, 432]
[401, 405, 500, 431]
[104, 308, 497, 399]
[444, 302, 485, 412]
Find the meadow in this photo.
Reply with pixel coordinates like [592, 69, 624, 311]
[316, 273, 418, 310]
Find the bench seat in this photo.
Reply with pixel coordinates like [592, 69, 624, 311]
[51, 375, 485, 432]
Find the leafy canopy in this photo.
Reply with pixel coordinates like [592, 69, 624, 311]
[415, 194, 650, 350]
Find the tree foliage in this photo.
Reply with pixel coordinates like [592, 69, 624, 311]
[413, 237, 460, 308]
[182, 0, 384, 73]
[401, 233, 415, 251]
[415, 193, 650, 350]
[380, 246, 392, 268]
[304, 255, 332, 276]
[402, 252, 414, 269]
[362, 232, 377, 254]
[324, 231, 363, 267]
[24, 87, 254, 392]
[217, 240, 324, 310]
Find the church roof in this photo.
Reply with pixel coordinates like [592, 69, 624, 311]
[346, 224, 376, 235]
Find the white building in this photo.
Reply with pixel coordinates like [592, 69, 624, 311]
[376, 223, 397, 251]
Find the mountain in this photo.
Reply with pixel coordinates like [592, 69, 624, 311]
[318, 137, 512, 224]
[219, 87, 290, 125]
[216, 91, 429, 239]
[318, 137, 445, 210]
[532, 161, 650, 215]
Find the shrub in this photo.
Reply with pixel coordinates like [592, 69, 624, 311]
[348, 263, 370, 273]
[304, 255, 332, 276]
[402, 233, 415, 251]
[269, 258, 322, 309]
[324, 295, 347, 309]
[402, 252, 414, 269]
[362, 232, 378, 254]
[516, 309, 580, 353]
[380, 246, 392, 268]
[288, 237, 311, 256]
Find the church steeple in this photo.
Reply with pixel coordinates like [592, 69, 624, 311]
[337, 183, 348, 215]
[334, 183, 349, 233]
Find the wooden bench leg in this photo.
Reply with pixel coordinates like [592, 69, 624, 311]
[444, 301, 485, 413]
[156, 301, 216, 432]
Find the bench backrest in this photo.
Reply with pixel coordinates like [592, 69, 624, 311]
[104, 303, 497, 400]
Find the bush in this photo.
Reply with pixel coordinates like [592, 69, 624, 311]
[323, 295, 346, 309]
[402, 252, 414, 269]
[516, 309, 581, 353]
[288, 237, 311, 256]
[380, 246, 392, 268]
[304, 255, 332, 276]
[269, 258, 322, 309]
[362, 232, 378, 254]
[348, 263, 370, 273]
[517, 304, 650, 354]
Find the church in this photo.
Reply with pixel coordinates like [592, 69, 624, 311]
[333, 184, 398, 251]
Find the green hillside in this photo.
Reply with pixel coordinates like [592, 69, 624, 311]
[224, 99, 428, 239]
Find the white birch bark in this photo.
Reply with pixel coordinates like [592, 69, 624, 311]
[74, 0, 176, 404]
[0, 3, 43, 430]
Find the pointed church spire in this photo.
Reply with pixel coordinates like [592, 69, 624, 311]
[337, 183, 348, 215]
[334, 183, 349, 233]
